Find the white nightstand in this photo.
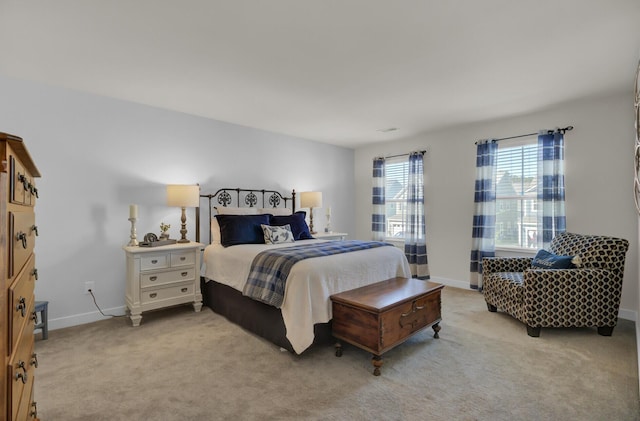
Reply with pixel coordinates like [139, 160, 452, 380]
[314, 232, 348, 241]
[123, 242, 203, 326]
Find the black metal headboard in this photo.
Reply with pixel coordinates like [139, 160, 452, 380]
[195, 187, 296, 244]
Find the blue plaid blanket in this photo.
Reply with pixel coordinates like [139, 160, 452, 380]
[243, 240, 393, 307]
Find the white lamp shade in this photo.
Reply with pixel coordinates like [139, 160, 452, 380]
[166, 185, 200, 207]
[300, 191, 323, 208]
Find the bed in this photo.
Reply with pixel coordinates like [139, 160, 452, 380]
[196, 188, 411, 354]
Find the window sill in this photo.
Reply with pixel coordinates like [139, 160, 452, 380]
[495, 247, 537, 257]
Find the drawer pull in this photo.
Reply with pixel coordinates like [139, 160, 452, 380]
[180, 256, 186, 261]
[15, 361, 28, 384]
[16, 297, 26, 317]
[31, 311, 38, 323]
[150, 293, 157, 298]
[31, 401, 38, 418]
[32, 225, 39, 236]
[17, 231, 27, 249]
[181, 288, 188, 293]
[151, 259, 158, 264]
[181, 272, 188, 277]
[149, 276, 158, 282]
[31, 353, 39, 368]
[399, 302, 426, 329]
[32, 268, 38, 280]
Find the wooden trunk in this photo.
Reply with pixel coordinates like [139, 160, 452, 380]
[331, 277, 443, 375]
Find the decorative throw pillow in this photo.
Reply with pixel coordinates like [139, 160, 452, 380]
[261, 224, 295, 245]
[215, 214, 271, 247]
[531, 249, 576, 269]
[270, 211, 314, 240]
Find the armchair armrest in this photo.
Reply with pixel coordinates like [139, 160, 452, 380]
[483, 257, 533, 275]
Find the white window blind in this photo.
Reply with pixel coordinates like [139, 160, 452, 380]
[384, 157, 409, 238]
[495, 139, 538, 249]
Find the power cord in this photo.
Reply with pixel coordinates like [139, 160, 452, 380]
[88, 289, 127, 318]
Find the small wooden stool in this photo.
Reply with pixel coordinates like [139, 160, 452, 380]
[34, 300, 49, 340]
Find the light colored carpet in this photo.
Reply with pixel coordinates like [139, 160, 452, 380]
[34, 287, 639, 421]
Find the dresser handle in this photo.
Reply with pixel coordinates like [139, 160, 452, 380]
[32, 268, 38, 280]
[17, 231, 27, 249]
[180, 256, 186, 261]
[31, 353, 38, 368]
[151, 259, 158, 264]
[150, 293, 157, 298]
[31, 311, 38, 323]
[181, 288, 188, 293]
[181, 272, 188, 277]
[149, 276, 157, 281]
[33, 187, 39, 198]
[32, 225, 39, 236]
[31, 401, 38, 418]
[16, 297, 26, 317]
[15, 361, 27, 384]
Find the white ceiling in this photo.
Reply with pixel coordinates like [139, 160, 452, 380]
[1, 1, 639, 148]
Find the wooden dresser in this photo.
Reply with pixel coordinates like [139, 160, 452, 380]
[1, 133, 41, 420]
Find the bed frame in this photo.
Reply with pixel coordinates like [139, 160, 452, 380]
[195, 187, 333, 352]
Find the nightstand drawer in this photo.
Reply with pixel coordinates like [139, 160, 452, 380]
[140, 254, 169, 271]
[140, 267, 195, 288]
[170, 251, 195, 267]
[140, 283, 194, 305]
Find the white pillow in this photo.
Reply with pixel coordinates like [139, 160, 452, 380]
[258, 207, 292, 216]
[261, 224, 295, 245]
[211, 207, 260, 244]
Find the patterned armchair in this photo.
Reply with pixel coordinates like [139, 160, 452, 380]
[482, 232, 629, 337]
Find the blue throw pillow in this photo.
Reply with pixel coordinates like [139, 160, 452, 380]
[215, 214, 271, 247]
[531, 249, 575, 269]
[270, 211, 313, 240]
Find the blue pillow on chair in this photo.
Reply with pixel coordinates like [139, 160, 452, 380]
[531, 249, 576, 269]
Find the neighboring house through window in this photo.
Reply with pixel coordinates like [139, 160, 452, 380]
[495, 138, 537, 249]
[383, 156, 409, 238]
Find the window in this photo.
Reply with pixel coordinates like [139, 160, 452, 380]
[384, 157, 409, 238]
[495, 139, 538, 249]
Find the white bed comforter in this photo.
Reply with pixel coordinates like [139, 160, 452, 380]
[203, 239, 411, 354]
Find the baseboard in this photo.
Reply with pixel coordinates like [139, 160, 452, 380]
[47, 305, 127, 331]
[429, 276, 474, 291]
[619, 308, 637, 322]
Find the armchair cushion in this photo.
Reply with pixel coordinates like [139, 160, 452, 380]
[531, 249, 576, 269]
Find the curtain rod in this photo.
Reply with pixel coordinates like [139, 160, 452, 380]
[375, 150, 426, 160]
[475, 126, 573, 144]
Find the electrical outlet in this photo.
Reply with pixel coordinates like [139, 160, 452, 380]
[84, 281, 95, 295]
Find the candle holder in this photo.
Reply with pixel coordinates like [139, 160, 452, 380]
[127, 217, 139, 246]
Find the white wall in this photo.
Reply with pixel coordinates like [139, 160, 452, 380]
[354, 92, 639, 318]
[0, 75, 355, 329]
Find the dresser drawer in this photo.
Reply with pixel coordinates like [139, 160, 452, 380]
[8, 332, 35, 421]
[380, 292, 441, 349]
[9, 211, 36, 278]
[140, 283, 194, 305]
[9, 257, 36, 353]
[140, 267, 195, 288]
[140, 254, 169, 271]
[170, 251, 195, 267]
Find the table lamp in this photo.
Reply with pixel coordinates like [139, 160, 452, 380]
[300, 191, 323, 234]
[167, 184, 200, 243]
